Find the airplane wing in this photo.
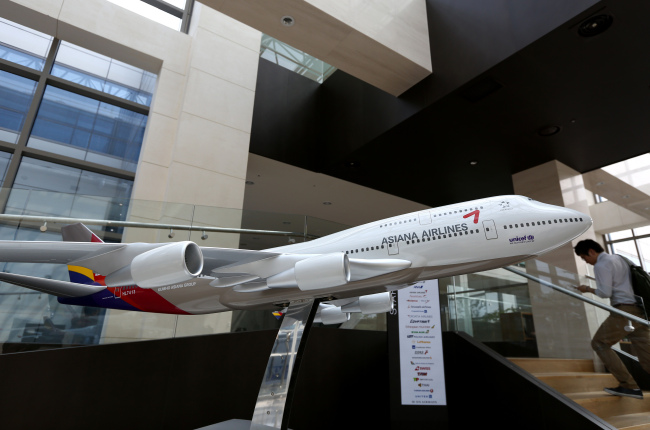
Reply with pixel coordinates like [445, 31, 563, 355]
[0, 241, 279, 275]
[0, 239, 411, 297]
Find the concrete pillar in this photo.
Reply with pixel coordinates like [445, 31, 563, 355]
[102, 4, 261, 343]
[513, 161, 607, 359]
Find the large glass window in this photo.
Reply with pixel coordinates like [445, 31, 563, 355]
[602, 153, 650, 195]
[0, 18, 53, 71]
[0, 70, 38, 144]
[0, 155, 133, 354]
[0, 152, 11, 186]
[107, 0, 192, 32]
[28, 86, 147, 171]
[606, 227, 650, 271]
[6, 157, 132, 220]
[52, 41, 156, 106]
[260, 34, 337, 84]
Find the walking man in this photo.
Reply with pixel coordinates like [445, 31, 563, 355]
[575, 239, 650, 399]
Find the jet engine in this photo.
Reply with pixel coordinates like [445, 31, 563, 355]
[105, 241, 203, 288]
[314, 292, 394, 325]
[341, 292, 393, 314]
[267, 252, 350, 291]
[316, 306, 350, 325]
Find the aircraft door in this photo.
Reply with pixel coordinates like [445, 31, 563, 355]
[483, 220, 498, 240]
[419, 211, 432, 225]
[114, 287, 121, 298]
[388, 241, 399, 255]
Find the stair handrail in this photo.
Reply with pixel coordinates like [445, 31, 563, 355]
[504, 266, 650, 327]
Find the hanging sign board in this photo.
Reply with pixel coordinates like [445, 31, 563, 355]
[398, 280, 447, 405]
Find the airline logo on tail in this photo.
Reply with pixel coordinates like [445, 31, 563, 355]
[64, 224, 105, 287]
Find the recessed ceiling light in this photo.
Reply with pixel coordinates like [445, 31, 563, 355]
[537, 125, 561, 137]
[596, 182, 604, 186]
[281, 16, 295, 26]
[578, 15, 613, 37]
[622, 195, 630, 199]
[245, 180, 255, 185]
[323, 201, 332, 205]
[470, 161, 478, 165]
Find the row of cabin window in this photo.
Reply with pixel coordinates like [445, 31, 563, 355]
[346, 225, 486, 253]
[503, 217, 584, 229]
[379, 206, 484, 228]
[406, 229, 480, 244]
[345, 228, 483, 253]
[346, 245, 385, 254]
[380, 218, 417, 228]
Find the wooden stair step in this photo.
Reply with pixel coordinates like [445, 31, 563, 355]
[606, 412, 650, 429]
[509, 357, 595, 373]
[508, 357, 650, 427]
[572, 392, 650, 418]
[536, 373, 618, 394]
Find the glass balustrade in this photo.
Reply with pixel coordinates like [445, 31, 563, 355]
[438, 258, 638, 362]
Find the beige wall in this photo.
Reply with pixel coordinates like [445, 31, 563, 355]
[201, 0, 431, 96]
[305, 0, 431, 71]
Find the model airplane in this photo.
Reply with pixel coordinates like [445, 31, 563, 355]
[0, 195, 591, 324]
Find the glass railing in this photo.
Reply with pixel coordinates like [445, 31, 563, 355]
[0, 189, 367, 354]
[439, 258, 646, 361]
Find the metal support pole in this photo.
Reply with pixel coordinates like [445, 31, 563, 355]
[250, 298, 320, 430]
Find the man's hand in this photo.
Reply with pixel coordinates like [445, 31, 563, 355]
[578, 285, 594, 294]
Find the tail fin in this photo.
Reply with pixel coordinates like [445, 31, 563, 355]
[61, 223, 104, 286]
[61, 223, 104, 243]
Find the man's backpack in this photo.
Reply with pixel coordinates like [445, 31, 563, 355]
[619, 255, 650, 319]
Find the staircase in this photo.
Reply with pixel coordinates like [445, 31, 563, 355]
[510, 358, 650, 429]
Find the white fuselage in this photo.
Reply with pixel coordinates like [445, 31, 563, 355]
[269, 195, 589, 270]
[206, 195, 591, 311]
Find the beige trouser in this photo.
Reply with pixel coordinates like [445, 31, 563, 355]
[592, 304, 650, 389]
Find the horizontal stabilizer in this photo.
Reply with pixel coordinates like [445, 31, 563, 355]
[0, 241, 124, 264]
[0, 272, 105, 297]
[349, 258, 411, 281]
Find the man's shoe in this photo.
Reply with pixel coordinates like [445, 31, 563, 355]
[604, 386, 643, 399]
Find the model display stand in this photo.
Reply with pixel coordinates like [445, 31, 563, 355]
[203, 299, 318, 430]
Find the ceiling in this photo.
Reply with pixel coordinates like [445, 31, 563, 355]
[248, 0, 650, 212]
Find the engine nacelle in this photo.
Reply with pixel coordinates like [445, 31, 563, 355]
[105, 241, 203, 288]
[341, 292, 393, 314]
[267, 253, 350, 291]
[315, 306, 350, 325]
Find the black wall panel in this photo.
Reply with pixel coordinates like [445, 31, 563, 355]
[0, 328, 613, 429]
[0, 328, 389, 430]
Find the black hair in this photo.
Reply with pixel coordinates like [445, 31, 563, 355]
[574, 239, 604, 256]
